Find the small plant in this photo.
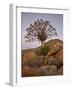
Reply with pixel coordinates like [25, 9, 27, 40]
[35, 45, 50, 64]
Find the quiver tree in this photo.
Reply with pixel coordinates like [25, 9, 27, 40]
[25, 19, 58, 47]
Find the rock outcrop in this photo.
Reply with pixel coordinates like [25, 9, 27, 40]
[21, 39, 63, 77]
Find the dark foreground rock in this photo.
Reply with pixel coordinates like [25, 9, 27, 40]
[58, 66, 63, 75]
[38, 65, 58, 76]
[48, 58, 63, 68]
[22, 66, 39, 77]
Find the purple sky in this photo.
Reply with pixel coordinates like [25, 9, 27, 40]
[21, 12, 63, 50]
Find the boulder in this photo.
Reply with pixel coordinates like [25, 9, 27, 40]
[38, 65, 51, 76]
[47, 65, 58, 75]
[58, 66, 63, 75]
[54, 49, 63, 63]
[48, 58, 62, 68]
[48, 56, 56, 61]
[38, 65, 58, 76]
[46, 39, 63, 56]
[22, 66, 39, 77]
[35, 56, 44, 67]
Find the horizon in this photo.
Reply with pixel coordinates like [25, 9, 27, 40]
[22, 38, 63, 51]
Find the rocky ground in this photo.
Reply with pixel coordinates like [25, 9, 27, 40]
[21, 39, 63, 77]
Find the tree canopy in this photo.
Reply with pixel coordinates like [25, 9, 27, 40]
[25, 19, 58, 46]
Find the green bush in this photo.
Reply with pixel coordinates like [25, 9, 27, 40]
[35, 45, 50, 57]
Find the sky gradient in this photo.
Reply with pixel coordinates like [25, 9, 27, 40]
[21, 12, 63, 50]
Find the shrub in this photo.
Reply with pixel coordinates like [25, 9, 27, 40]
[35, 45, 50, 64]
[36, 45, 50, 56]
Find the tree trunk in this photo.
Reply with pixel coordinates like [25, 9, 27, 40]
[41, 41, 44, 47]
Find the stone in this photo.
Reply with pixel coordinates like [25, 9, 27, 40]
[54, 49, 63, 63]
[58, 66, 63, 75]
[22, 66, 39, 77]
[38, 65, 58, 76]
[48, 58, 62, 68]
[35, 56, 44, 67]
[48, 65, 58, 75]
[38, 65, 51, 76]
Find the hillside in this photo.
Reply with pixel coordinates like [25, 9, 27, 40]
[21, 39, 63, 77]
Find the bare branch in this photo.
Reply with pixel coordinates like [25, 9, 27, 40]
[25, 19, 58, 43]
